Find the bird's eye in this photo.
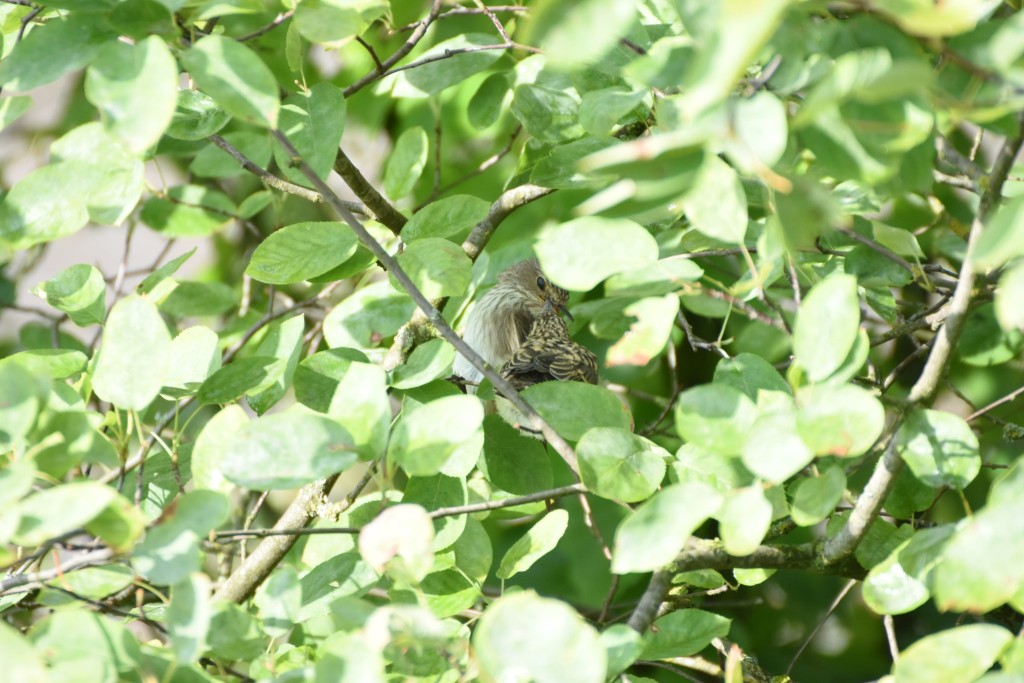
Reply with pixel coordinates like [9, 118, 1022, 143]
[537, 276, 546, 290]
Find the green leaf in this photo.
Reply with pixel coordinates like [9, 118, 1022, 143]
[511, 82, 585, 143]
[247, 221, 358, 285]
[162, 325, 221, 397]
[496, 509, 569, 579]
[932, 495, 1024, 612]
[675, 384, 757, 456]
[220, 407, 357, 490]
[896, 409, 980, 489]
[474, 592, 607, 683]
[33, 264, 105, 327]
[957, 303, 1024, 367]
[796, 384, 886, 457]
[384, 127, 429, 200]
[192, 404, 248, 493]
[641, 609, 731, 659]
[154, 280, 236, 318]
[863, 526, 952, 615]
[995, 260, 1024, 332]
[606, 294, 679, 368]
[140, 184, 236, 237]
[84, 36, 178, 153]
[536, 216, 659, 291]
[725, 91, 789, 172]
[580, 87, 647, 137]
[165, 90, 231, 141]
[468, 73, 511, 130]
[602, 625, 643, 678]
[893, 625, 1012, 683]
[790, 464, 846, 526]
[521, 381, 632, 441]
[180, 35, 280, 128]
[92, 295, 171, 411]
[14, 482, 116, 547]
[388, 395, 483, 477]
[323, 358, 391, 459]
[167, 573, 212, 664]
[294, 0, 388, 45]
[713, 353, 791, 400]
[0, 622, 48, 683]
[402, 195, 490, 242]
[30, 610, 141, 681]
[207, 603, 265, 661]
[359, 503, 435, 583]
[255, 566, 302, 637]
[272, 82, 347, 185]
[682, 156, 748, 244]
[391, 237, 472, 299]
[718, 486, 773, 556]
[738, 403, 806, 480]
[321, 275, 417, 348]
[403, 474, 468, 551]
[481, 414, 553, 495]
[1, 349, 88, 381]
[246, 314, 305, 415]
[528, 0, 636, 71]
[793, 273, 861, 382]
[197, 356, 283, 405]
[391, 338, 455, 389]
[401, 33, 506, 96]
[604, 256, 703, 298]
[137, 248, 196, 295]
[1, 125, 144, 248]
[612, 483, 723, 574]
[577, 428, 668, 503]
[86, 494, 146, 552]
[0, 14, 112, 92]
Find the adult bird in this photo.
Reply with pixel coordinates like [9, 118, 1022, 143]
[501, 302, 599, 390]
[453, 258, 571, 386]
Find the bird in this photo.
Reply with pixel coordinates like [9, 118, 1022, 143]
[500, 300, 599, 390]
[453, 258, 572, 386]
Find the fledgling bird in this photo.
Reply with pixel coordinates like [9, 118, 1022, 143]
[453, 258, 571, 386]
[500, 302, 599, 390]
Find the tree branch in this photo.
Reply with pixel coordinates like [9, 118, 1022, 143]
[823, 113, 1024, 564]
[209, 134, 368, 216]
[343, 0, 444, 98]
[0, 549, 115, 595]
[331, 148, 407, 235]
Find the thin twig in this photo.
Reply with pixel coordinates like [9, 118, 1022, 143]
[209, 134, 367, 215]
[967, 385, 1024, 423]
[344, 0, 445, 97]
[237, 9, 294, 41]
[884, 615, 900, 663]
[785, 579, 856, 676]
[0, 549, 115, 595]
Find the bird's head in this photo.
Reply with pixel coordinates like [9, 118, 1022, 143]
[499, 258, 573, 321]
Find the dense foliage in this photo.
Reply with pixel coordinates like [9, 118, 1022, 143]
[2, 0, 1024, 681]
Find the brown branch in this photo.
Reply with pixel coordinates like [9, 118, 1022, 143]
[209, 134, 368, 216]
[332, 148, 407, 235]
[382, 43, 528, 78]
[967, 385, 1024, 423]
[461, 184, 554, 261]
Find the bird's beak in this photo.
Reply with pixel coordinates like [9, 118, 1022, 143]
[556, 301, 574, 322]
